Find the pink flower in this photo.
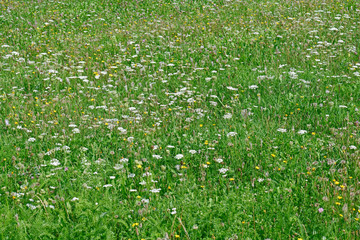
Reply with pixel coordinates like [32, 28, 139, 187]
[318, 208, 324, 213]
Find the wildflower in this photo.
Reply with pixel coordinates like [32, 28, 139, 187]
[248, 85, 258, 89]
[227, 86, 238, 91]
[297, 130, 307, 135]
[132, 223, 139, 227]
[175, 154, 184, 160]
[227, 132, 237, 137]
[149, 188, 161, 193]
[318, 208, 324, 213]
[118, 127, 127, 134]
[28, 138, 36, 142]
[120, 158, 129, 163]
[219, 168, 229, 174]
[50, 159, 61, 166]
[26, 204, 37, 210]
[223, 113, 232, 119]
[277, 128, 287, 133]
[114, 164, 124, 170]
[215, 158, 223, 163]
[72, 128, 80, 134]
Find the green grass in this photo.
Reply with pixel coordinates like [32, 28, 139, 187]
[1, 0, 360, 239]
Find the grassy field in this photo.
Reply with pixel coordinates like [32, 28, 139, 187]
[1, 0, 360, 239]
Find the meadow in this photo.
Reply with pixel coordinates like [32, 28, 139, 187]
[0, 0, 360, 239]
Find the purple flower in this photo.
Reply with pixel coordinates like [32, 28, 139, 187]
[64, 167, 69, 172]
[318, 208, 324, 213]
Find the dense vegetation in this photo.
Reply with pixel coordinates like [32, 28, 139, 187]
[0, 0, 360, 239]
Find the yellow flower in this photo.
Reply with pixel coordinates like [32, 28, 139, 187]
[255, 166, 260, 170]
[175, 235, 180, 238]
